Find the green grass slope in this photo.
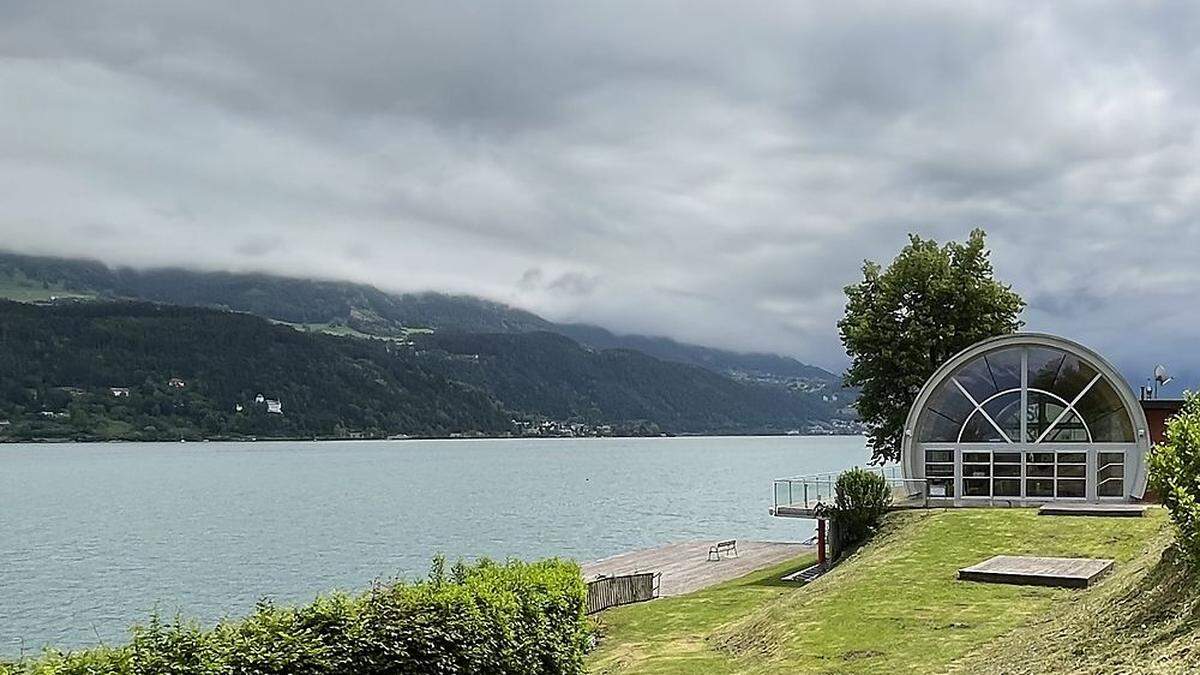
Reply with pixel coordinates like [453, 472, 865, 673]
[951, 522, 1199, 674]
[588, 554, 817, 674]
[589, 508, 1169, 674]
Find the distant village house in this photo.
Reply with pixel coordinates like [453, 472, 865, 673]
[110, 387, 130, 397]
[168, 377, 186, 388]
[265, 399, 283, 414]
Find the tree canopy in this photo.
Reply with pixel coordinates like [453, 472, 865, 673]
[839, 229, 1025, 463]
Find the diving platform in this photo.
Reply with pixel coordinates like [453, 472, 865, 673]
[958, 555, 1114, 588]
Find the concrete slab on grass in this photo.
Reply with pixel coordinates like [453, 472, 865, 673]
[1037, 503, 1146, 517]
[958, 555, 1114, 588]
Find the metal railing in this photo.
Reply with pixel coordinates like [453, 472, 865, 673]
[772, 465, 931, 514]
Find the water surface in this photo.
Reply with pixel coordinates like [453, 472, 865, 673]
[0, 435, 869, 652]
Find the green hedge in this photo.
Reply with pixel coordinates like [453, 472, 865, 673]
[1149, 392, 1200, 567]
[1, 557, 589, 675]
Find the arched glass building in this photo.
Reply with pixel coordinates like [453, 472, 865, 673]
[902, 333, 1150, 505]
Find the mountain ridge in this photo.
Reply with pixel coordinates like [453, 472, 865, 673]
[0, 250, 842, 388]
[0, 301, 856, 441]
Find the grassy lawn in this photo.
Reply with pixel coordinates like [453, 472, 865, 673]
[588, 554, 818, 674]
[589, 508, 1168, 674]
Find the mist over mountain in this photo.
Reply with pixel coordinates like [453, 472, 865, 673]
[0, 252, 857, 440]
[0, 251, 843, 389]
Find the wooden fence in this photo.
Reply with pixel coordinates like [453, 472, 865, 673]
[585, 571, 661, 614]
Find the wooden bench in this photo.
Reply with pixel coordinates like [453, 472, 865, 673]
[708, 539, 738, 561]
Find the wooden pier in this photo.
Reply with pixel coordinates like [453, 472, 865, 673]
[582, 540, 811, 597]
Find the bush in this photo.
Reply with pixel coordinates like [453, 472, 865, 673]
[818, 467, 893, 558]
[1148, 392, 1200, 567]
[0, 557, 588, 675]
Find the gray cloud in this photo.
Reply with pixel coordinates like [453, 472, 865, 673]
[1, 1, 1199, 388]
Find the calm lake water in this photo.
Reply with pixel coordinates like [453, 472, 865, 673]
[0, 435, 869, 653]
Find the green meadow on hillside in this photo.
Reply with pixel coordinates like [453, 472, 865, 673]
[589, 508, 1177, 674]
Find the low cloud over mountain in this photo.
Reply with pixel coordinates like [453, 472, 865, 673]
[2, 2, 1198, 385]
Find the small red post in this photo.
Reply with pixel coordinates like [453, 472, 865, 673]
[817, 518, 827, 567]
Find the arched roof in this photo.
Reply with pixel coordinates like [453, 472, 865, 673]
[901, 333, 1151, 497]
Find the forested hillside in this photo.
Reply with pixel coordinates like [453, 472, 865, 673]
[416, 332, 832, 434]
[0, 251, 846, 394]
[555, 323, 838, 387]
[0, 301, 512, 441]
[0, 302, 846, 441]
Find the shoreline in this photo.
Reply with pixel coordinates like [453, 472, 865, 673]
[0, 431, 867, 444]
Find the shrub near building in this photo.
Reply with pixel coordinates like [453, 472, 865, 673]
[1, 558, 589, 675]
[818, 467, 893, 558]
[1148, 392, 1200, 566]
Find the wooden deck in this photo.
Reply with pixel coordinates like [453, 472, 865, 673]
[1038, 503, 1147, 517]
[958, 555, 1114, 588]
[582, 540, 811, 597]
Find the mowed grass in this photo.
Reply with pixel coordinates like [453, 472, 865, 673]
[589, 508, 1167, 674]
[588, 554, 818, 674]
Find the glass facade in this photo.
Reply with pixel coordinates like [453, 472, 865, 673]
[917, 344, 1136, 446]
[909, 339, 1144, 503]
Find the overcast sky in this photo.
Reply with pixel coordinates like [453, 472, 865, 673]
[1, 1, 1198, 386]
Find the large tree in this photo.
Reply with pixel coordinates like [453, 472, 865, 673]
[839, 229, 1024, 464]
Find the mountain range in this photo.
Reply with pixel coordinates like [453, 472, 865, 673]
[0, 251, 857, 441]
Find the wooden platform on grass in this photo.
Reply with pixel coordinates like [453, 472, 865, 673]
[958, 555, 1114, 588]
[1038, 503, 1147, 517]
[582, 540, 811, 597]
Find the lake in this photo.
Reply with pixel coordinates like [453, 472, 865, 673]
[0, 435, 869, 653]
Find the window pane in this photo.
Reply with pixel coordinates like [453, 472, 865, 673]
[1041, 410, 1090, 443]
[1057, 480, 1086, 498]
[994, 452, 1021, 463]
[1057, 453, 1086, 464]
[983, 391, 1022, 441]
[928, 479, 954, 497]
[1027, 452, 1055, 464]
[993, 478, 1021, 496]
[963, 463, 991, 478]
[1098, 452, 1124, 497]
[1026, 478, 1054, 497]
[1057, 464, 1086, 478]
[1077, 379, 1135, 442]
[917, 408, 963, 442]
[1098, 476, 1124, 497]
[963, 452, 991, 463]
[927, 464, 954, 477]
[994, 464, 1021, 477]
[1029, 350, 1099, 402]
[1026, 347, 1067, 393]
[960, 409, 1009, 443]
[918, 381, 973, 442]
[964, 479, 990, 497]
[1027, 465, 1054, 478]
[1026, 391, 1087, 442]
[952, 357, 1004, 402]
[925, 450, 953, 463]
[984, 348, 1024, 393]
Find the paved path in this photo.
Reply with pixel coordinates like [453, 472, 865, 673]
[582, 540, 812, 596]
